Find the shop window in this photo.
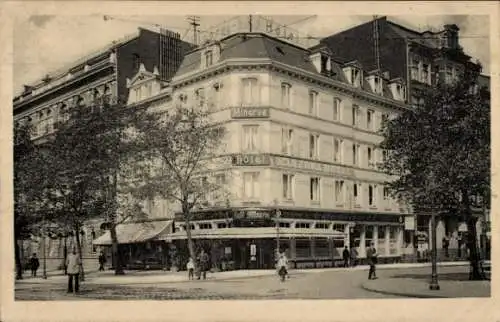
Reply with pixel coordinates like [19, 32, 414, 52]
[377, 226, 387, 255]
[295, 239, 311, 258]
[389, 226, 398, 255]
[217, 223, 228, 229]
[333, 239, 345, 248]
[365, 225, 374, 248]
[315, 238, 330, 257]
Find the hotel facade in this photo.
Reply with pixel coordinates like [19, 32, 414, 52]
[121, 31, 416, 270]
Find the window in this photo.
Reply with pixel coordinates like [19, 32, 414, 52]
[335, 180, 344, 204]
[205, 50, 213, 67]
[381, 113, 389, 127]
[279, 222, 291, 228]
[309, 134, 320, 159]
[195, 88, 205, 108]
[353, 183, 360, 205]
[352, 143, 359, 166]
[212, 82, 223, 109]
[199, 223, 213, 230]
[242, 172, 260, 199]
[352, 105, 359, 127]
[333, 223, 345, 232]
[281, 83, 292, 109]
[367, 147, 373, 168]
[242, 125, 259, 152]
[411, 58, 419, 81]
[315, 223, 329, 229]
[308, 90, 318, 116]
[296, 222, 311, 229]
[445, 65, 454, 84]
[282, 174, 294, 200]
[422, 64, 430, 84]
[132, 53, 140, 70]
[281, 128, 293, 155]
[333, 138, 343, 163]
[368, 185, 377, 207]
[213, 174, 226, 200]
[367, 109, 374, 131]
[365, 225, 374, 248]
[241, 78, 259, 105]
[383, 187, 390, 207]
[333, 97, 342, 121]
[217, 223, 228, 229]
[351, 68, 361, 87]
[310, 177, 320, 202]
[373, 77, 382, 94]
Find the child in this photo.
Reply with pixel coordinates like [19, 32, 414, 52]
[186, 257, 195, 280]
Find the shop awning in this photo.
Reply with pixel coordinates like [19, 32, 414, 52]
[93, 220, 173, 246]
[162, 227, 345, 241]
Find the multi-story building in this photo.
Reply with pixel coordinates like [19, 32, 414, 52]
[315, 16, 483, 105]
[14, 27, 193, 270]
[315, 16, 489, 261]
[120, 31, 415, 270]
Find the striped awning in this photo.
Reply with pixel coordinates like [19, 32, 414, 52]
[93, 220, 173, 245]
[162, 227, 345, 241]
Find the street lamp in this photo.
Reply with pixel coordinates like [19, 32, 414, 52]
[429, 211, 440, 290]
[42, 225, 47, 279]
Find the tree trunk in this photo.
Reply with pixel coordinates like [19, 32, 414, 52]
[466, 216, 482, 280]
[15, 238, 23, 280]
[110, 223, 125, 275]
[183, 202, 197, 272]
[463, 190, 483, 280]
[74, 226, 85, 281]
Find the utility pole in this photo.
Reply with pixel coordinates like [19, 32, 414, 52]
[187, 16, 200, 45]
[373, 15, 381, 72]
[249, 15, 253, 32]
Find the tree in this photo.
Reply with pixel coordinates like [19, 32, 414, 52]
[132, 104, 226, 271]
[13, 122, 46, 279]
[36, 98, 147, 278]
[380, 72, 490, 280]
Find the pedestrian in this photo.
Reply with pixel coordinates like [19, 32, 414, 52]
[367, 243, 378, 280]
[98, 251, 106, 271]
[350, 247, 358, 267]
[198, 249, 209, 280]
[342, 246, 350, 267]
[29, 253, 40, 277]
[276, 251, 289, 281]
[186, 257, 195, 280]
[442, 235, 450, 258]
[66, 249, 81, 294]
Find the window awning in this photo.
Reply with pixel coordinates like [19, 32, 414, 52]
[93, 220, 173, 245]
[161, 227, 345, 241]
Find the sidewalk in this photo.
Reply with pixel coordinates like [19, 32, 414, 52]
[16, 261, 469, 286]
[361, 265, 490, 298]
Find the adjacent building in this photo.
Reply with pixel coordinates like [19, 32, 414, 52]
[13, 27, 193, 270]
[120, 31, 414, 270]
[315, 16, 490, 261]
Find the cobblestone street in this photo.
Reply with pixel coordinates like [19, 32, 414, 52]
[15, 265, 488, 300]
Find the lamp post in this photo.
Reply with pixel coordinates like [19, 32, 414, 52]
[42, 225, 47, 279]
[427, 170, 440, 290]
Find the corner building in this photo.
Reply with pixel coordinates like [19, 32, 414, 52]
[128, 32, 413, 270]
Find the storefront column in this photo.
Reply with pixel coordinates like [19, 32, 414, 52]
[385, 226, 390, 256]
[290, 238, 296, 260]
[360, 226, 366, 258]
[344, 225, 350, 248]
[373, 226, 378, 251]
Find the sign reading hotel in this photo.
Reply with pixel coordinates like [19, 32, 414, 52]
[231, 107, 270, 119]
[232, 154, 271, 166]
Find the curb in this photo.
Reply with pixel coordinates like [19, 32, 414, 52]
[360, 283, 448, 299]
[16, 262, 469, 286]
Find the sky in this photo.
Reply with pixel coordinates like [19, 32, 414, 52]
[13, 14, 490, 95]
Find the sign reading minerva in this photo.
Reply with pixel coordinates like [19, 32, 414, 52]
[231, 107, 270, 119]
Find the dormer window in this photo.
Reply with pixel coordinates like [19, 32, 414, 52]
[310, 51, 331, 75]
[388, 79, 406, 102]
[344, 65, 363, 88]
[204, 50, 213, 67]
[320, 55, 329, 74]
